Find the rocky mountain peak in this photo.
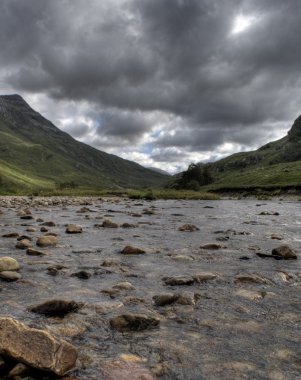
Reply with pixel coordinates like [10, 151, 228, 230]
[288, 114, 301, 142]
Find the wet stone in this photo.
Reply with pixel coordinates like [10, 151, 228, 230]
[272, 245, 297, 260]
[178, 224, 199, 232]
[121, 245, 146, 255]
[26, 248, 47, 256]
[200, 243, 222, 250]
[110, 313, 160, 332]
[71, 270, 91, 279]
[30, 300, 80, 317]
[0, 257, 20, 272]
[163, 276, 195, 286]
[15, 239, 31, 249]
[0, 317, 77, 376]
[36, 235, 58, 247]
[0, 271, 21, 281]
[66, 224, 83, 234]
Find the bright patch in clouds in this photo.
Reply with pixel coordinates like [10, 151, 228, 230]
[231, 14, 256, 35]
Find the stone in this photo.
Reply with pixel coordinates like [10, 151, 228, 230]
[172, 255, 194, 262]
[26, 227, 36, 233]
[113, 282, 136, 290]
[178, 224, 199, 232]
[272, 245, 297, 260]
[2, 232, 19, 238]
[66, 224, 82, 234]
[163, 276, 195, 286]
[40, 221, 56, 227]
[26, 248, 47, 256]
[153, 293, 179, 306]
[30, 300, 80, 316]
[193, 273, 217, 282]
[121, 246, 146, 255]
[71, 270, 91, 279]
[40, 226, 48, 232]
[121, 223, 136, 228]
[0, 271, 21, 281]
[200, 243, 222, 250]
[101, 220, 119, 228]
[0, 317, 77, 376]
[15, 239, 31, 249]
[8, 362, 28, 377]
[0, 257, 20, 272]
[36, 235, 58, 247]
[234, 275, 270, 285]
[110, 314, 160, 331]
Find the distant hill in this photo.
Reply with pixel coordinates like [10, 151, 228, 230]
[168, 115, 301, 191]
[0, 94, 169, 192]
[147, 167, 171, 176]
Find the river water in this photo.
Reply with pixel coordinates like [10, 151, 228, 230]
[0, 197, 301, 379]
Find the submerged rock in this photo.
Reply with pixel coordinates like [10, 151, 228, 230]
[163, 276, 195, 286]
[121, 245, 146, 255]
[0, 317, 77, 376]
[178, 224, 199, 232]
[30, 300, 80, 316]
[110, 314, 160, 331]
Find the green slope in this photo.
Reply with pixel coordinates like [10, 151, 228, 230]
[0, 95, 169, 191]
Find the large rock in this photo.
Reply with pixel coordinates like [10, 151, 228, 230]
[0, 257, 20, 272]
[36, 235, 58, 247]
[0, 317, 77, 376]
[30, 300, 80, 317]
[272, 245, 297, 260]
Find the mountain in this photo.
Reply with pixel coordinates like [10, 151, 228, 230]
[0, 94, 169, 191]
[169, 115, 301, 191]
[147, 167, 171, 176]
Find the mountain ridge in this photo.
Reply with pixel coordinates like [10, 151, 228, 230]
[0, 94, 169, 191]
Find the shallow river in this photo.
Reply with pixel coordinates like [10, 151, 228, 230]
[0, 197, 301, 380]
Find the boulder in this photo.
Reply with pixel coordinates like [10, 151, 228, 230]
[0, 257, 20, 272]
[36, 236, 58, 247]
[272, 245, 297, 260]
[30, 300, 80, 317]
[0, 317, 77, 376]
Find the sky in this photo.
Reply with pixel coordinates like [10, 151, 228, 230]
[0, 0, 300, 173]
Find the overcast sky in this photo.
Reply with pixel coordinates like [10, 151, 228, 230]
[1, 0, 300, 173]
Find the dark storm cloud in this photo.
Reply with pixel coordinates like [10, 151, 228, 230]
[0, 0, 301, 171]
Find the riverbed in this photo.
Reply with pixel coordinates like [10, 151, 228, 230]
[0, 197, 301, 380]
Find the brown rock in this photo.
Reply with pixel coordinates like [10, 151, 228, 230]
[163, 276, 195, 286]
[110, 314, 160, 331]
[200, 243, 222, 250]
[121, 246, 146, 255]
[36, 236, 58, 247]
[30, 300, 80, 316]
[2, 232, 19, 238]
[0, 257, 20, 272]
[26, 248, 47, 256]
[178, 224, 199, 232]
[0, 317, 77, 376]
[15, 239, 31, 250]
[272, 245, 297, 260]
[102, 220, 119, 228]
[66, 224, 83, 234]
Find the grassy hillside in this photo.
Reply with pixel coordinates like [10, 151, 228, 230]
[168, 114, 301, 193]
[0, 95, 169, 192]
